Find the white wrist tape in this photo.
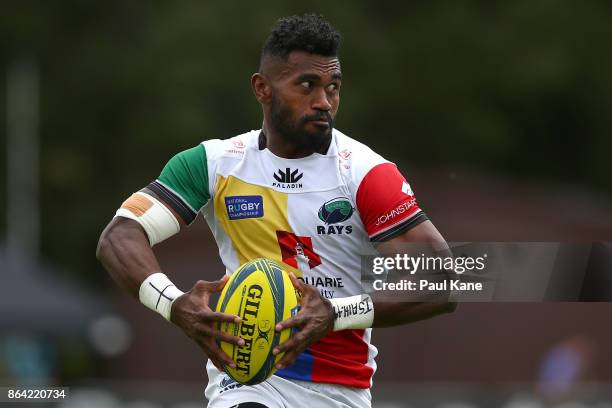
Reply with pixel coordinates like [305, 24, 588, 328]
[115, 192, 180, 246]
[329, 294, 374, 331]
[139, 273, 184, 321]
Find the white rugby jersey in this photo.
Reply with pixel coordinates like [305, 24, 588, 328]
[147, 129, 427, 388]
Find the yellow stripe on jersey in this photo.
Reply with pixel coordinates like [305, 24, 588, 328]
[214, 175, 302, 277]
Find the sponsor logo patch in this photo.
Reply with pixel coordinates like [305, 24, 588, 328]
[276, 231, 322, 270]
[272, 168, 303, 189]
[317, 197, 354, 235]
[299, 276, 344, 299]
[375, 199, 417, 226]
[339, 149, 352, 160]
[225, 195, 264, 220]
[225, 138, 246, 154]
[318, 198, 354, 224]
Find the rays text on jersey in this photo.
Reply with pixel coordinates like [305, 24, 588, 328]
[316, 225, 353, 235]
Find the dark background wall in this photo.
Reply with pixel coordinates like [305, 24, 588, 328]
[1, 1, 612, 406]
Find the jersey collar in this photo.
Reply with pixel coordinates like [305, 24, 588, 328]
[258, 130, 334, 156]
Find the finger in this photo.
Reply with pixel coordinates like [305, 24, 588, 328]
[195, 322, 241, 345]
[275, 350, 300, 370]
[207, 275, 230, 292]
[272, 330, 306, 357]
[275, 313, 305, 332]
[203, 339, 237, 369]
[274, 344, 306, 370]
[210, 358, 226, 373]
[202, 343, 228, 372]
[206, 327, 245, 347]
[192, 276, 230, 295]
[199, 311, 241, 324]
[288, 272, 304, 291]
[289, 272, 319, 300]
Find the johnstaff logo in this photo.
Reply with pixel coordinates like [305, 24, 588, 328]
[317, 197, 354, 235]
[272, 168, 303, 188]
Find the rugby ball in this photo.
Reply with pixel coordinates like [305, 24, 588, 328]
[216, 258, 298, 385]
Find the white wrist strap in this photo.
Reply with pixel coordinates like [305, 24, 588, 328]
[329, 294, 374, 331]
[139, 273, 184, 321]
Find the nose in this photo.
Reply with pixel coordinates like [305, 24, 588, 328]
[311, 88, 332, 112]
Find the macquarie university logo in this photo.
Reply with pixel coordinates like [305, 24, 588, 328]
[317, 197, 354, 235]
[272, 168, 303, 189]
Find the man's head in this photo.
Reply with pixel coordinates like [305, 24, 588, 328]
[252, 14, 342, 154]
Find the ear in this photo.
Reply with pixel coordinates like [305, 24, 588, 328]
[251, 73, 272, 104]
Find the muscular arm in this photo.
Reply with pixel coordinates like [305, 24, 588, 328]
[96, 216, 165, 297]
[96, 188, 243, 370]
[96, 187, 185, 296]
[371, 219, 457, 327]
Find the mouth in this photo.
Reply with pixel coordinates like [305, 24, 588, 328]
[308, 119, 330, 128]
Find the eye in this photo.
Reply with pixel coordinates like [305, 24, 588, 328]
[300, 81, 312, 89]
[327, 83, 340, 92]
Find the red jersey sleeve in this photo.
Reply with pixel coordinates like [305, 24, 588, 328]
[356, 163, 427, 242]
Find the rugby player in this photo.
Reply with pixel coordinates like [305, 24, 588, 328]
[97, 14, 456, 408]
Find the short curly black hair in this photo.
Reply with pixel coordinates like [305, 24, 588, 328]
[261, 14, 342, 61]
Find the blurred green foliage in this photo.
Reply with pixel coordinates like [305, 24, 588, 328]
[1, 1, 611, 283]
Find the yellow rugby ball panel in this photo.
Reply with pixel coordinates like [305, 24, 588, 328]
[216, 258, 298, 385]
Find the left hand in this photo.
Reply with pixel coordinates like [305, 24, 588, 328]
[273, 272, 335, 370]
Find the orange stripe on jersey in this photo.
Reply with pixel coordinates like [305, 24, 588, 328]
[121, 194, 153, 217]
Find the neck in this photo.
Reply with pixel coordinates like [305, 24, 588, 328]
[261, 120, 331, 159]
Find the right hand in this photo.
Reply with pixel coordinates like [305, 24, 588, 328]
[170, 276, 244, 371]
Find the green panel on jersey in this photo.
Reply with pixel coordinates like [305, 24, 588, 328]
[158, 144, 210, 211]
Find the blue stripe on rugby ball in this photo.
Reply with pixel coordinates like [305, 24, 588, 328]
[218, 262, 258, 313]
[257, 259, 285, 325]
[244, 259, 286, 385]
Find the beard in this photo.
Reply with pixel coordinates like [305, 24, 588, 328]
[270, 94, 334, 153]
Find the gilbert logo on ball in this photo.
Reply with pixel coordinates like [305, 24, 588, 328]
[216, 258, 298, 385]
